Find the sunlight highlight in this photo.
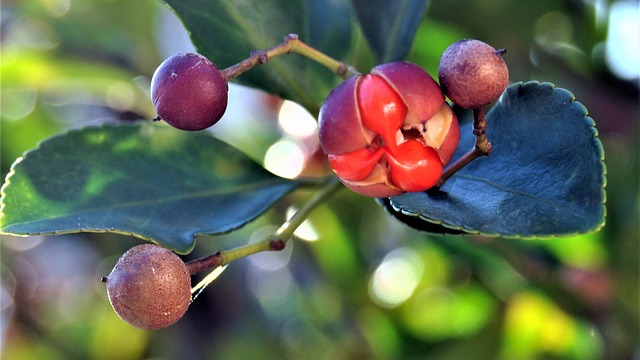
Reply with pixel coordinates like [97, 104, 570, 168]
[278, 100, 318, 137]
[369, 248, 424, 308]
[606, 1, 640, 80]
[264, 138, 305, 178]
[286, 206, 319, 241]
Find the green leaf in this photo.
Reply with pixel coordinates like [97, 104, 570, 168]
[161, 0, 354, 112]
[351, 0, 429, 63]
[0, 122, 299, 253]
[384, 81, 606, 238]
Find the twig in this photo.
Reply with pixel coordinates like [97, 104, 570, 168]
[185, 176, 342, 275]
[436, 108, 492, 186]
[221, 33, 359, 82]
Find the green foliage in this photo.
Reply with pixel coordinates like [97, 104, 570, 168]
[0, 123, 299, 253]
[0, 50, 154, 178]
[2, 0, 634, 358]
[352, 0, 429, 63]
[162, 0, 429, 111]
[162, 0, 355, 111]
[385, 82, 606, 237]
[1, 2, 607, 243]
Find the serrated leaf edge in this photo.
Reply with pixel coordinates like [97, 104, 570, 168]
[0, 123, 137, 231]
[0, 123, 185, 251]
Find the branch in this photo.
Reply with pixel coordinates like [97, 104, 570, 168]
[221, 33, 359, 82]
[185, 176, 342, 275]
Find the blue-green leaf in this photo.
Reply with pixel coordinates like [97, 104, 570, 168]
[351, 0, 430, 63]
[0, 122, 300, 253]
[385, 81, 606, 238]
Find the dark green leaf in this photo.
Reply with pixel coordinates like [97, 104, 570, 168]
[161, 0, 354, 111]
[0, 122, 299, 253]
[351, 0, 429, 63]
[386, 81, 606, 238]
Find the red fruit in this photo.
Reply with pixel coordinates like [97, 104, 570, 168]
[151, 52, 228, 131]
[387, 140, 443, 192]
[104, 244, 191, 330]
[357, 74, 407, 151]
[328, 147, 385, 181]
[318, 62, 459, 197]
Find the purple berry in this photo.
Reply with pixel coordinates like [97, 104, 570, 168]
[151, 52, 228, 131]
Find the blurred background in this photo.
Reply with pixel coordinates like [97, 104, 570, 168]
[1, 0, 638, 359]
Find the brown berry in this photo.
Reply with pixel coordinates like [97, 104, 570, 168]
[104, 244, 191, 330]
[438, 39, 509, 109]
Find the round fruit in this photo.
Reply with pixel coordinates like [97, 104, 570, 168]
[151, 52, 228, 131]
[104, 244, 191, 330]
[318, 61, 460, 197]
[438, 39, 509, 109]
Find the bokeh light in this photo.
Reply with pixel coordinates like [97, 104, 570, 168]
[247, 264, 294, 309]
[606, 1, 640, 81]
[277, 100, 318, 138]
[502, 292, 604, 359]
[369, 247, 424, 308]
[0, 264, 17, 344]
[0, 88, 38, 121]
[263, 138, 306, 178]
[248, 226, 294, 271]
[1, 235, 44, 252]
[42, 0, 72, 17]
[286, 206, 320, 242]
[105, 81, 135, 111]
[400, 283, 497, 341]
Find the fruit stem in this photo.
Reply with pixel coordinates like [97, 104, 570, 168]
[472, 108, 493, 154]
[221, 33, 359, 81]
[185, 176, 342, 276]
[436, 108, 492, 187]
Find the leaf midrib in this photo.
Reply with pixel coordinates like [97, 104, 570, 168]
[453, 174, 593, 220]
